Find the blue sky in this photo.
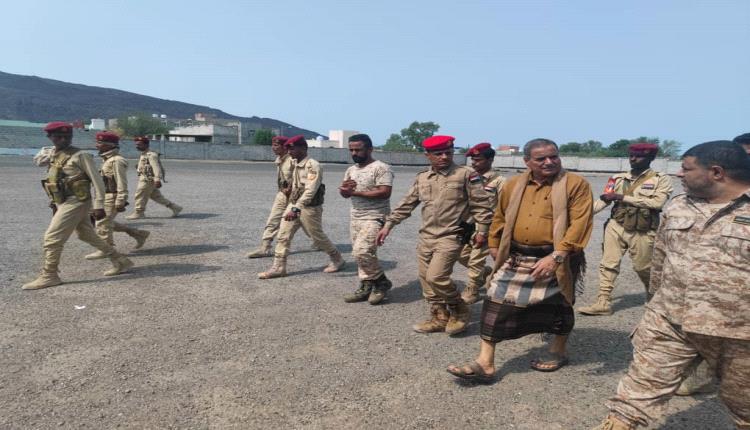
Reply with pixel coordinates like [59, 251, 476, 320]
[2, 0, 748, 149]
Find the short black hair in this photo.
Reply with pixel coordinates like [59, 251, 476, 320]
[523, 138, 558, 158]
[683, 140, 750, 182]
[348, 134, 372, 148]
[733, 133, 750, 146]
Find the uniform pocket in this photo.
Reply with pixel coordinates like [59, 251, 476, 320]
[663, 217, 693, 252]
[443, 181, 465, 201]
[721, 223, 750, 260]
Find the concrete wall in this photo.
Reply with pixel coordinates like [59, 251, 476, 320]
[492, 155, 682, 174]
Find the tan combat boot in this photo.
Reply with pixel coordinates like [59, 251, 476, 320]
[446, 300, 471, 335]
[591, 415, 636, 430]
[126, 211, 144, 220]
[258, 258, 287, 279]
[323, 250, 344, 273]
[577, 295, 613, 316]
[413, 304, 449, 333]
[104, 254, 134, 276]
[133, 230, 150, 249]
[246, 241, 273, 259]
[169, 203, 183, 217]
[85, 250, 108, 260]
[461, 284, 481, 305]
[22, 272, 63, 290]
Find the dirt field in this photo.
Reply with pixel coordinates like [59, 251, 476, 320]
[0, 156, 731, 429]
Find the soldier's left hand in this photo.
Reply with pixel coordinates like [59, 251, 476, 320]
[339, 186, 354, 198]
[600, 192, 624, 202]
[530, 255, 558, 280]
[92, 209, 107, 220]
[472, 232, 487, 248]
[284, 211, 299, 221]
[154, 180, 162, 189]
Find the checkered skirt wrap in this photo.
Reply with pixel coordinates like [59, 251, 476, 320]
[486, 254, 562, 306]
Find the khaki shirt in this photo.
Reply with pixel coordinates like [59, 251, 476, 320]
[483, 170, 506, 211]
[385, 162, 494, 238]
[290, 156, 323, 209]
[593, 168, 673, 214]
[276, 153, 294, 191]
[49, 147, 106, 210]
[136, 149, 163, 180]
[100, 148, 129, 207]
[647, 191, 750, 341]
[488, 172, 594, 253]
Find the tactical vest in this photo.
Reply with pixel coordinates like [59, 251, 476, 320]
[43, 147, 91, 204]
[101, 168, 118, 194]
[610, 171, 660, 232]
[139, 151, 166, 180]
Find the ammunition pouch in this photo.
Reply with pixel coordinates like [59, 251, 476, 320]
[612, 204, 660, 232]
[42, 179, 66, 204]
[458, 220, 476, 245]
[103, 175, 117, 194]
[290, 184, 325, 207]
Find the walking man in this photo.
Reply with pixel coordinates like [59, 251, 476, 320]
[126, 136, 182, 219]
[578, 143, 673, 315]
[592, 141, 750, 429]
[447, 138, 593, 380]
[458, 142, 506, 304]
[377, 135, 494, 335]
[22, 122, 134, 290]
[85, 131, 149, 260]
[258, 135, 344, 279]
[339, 134, 394, 305]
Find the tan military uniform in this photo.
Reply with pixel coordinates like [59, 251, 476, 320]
[131, 149, 180, 216]
[24, 147, 132, 289]
[94, 149, 148, 247]
[385, 163, 494, 305]
[344, 160, 394, 280]
[580, 169, 672, 314]
[604, 191, 750, 429]
[457, 170, 505, 300]
[272, 156, 340, 262]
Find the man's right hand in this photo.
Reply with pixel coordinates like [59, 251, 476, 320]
[489, 247, 499, 261]
[154, 180, 162, 189]
[376, 227, 390, 246]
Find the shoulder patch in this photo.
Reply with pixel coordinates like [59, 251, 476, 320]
[641, 183, 655, 190]
[469, 172, 482, 183]
[733, 215, 750, 226]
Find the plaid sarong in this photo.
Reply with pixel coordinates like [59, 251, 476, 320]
[486, 253, 562, 306]
[479, 295, 574, 343]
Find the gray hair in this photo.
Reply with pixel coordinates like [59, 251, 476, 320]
[523, 138, 558, 158]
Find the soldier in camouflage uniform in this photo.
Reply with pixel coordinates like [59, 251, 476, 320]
[457, 142, 505, 304]
[85, 131, 149, 260]
[21, 122, 134, 290]
[593, 141, 750, 430]
[126, 137, 182, 219]
[578, 143, 673, 316]
[339, 134, 394, 305]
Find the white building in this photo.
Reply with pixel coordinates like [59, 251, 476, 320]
[306, 129, 359, 148]
[167, 124, 239, 144]
[88, 118, 106, 130]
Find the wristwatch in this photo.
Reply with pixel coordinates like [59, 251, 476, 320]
[291, 207, 301, 214]
[551, 253, 565, 264]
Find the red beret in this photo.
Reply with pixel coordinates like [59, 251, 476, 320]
[423, 135, 455, 152]
[134, 136, 150, 144]
[44, 121, 73, 134]
[272, 136, 288, 144]
[629, 143, 659, 155]
[466, 142, 492, 156]
[285, 135, 307, 148]
[95, 131, 120, 144]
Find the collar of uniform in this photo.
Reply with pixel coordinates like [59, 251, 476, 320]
[430, 162, 457, 177]
[275, 153, 288, 165]
[527, 174, 554, 186]
[625, 168, 653, 181]
[294, 156, 309, 167]
[100, 148, 119, 159]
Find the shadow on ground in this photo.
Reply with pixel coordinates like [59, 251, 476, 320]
[612, 292, 647, 313]
[658, 396, 733, 429]
[131, 244, 229, 257]
[174, 212, 220, 220]
[121, 263, 223, 279]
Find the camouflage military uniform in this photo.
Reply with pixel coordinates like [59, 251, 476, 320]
[457, 170, 505, 303]
[579, 169, 673, 315]
[604, 191, 750, 429]
[385, 162, 493, 333]
[129, 149, 181, 218]
[90, 148, 149, 253]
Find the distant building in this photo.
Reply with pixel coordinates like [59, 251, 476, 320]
[167, 123, 239, 144]
[194, 112, 217, 122]
[307, 130, 358, 148]
[88, 118, 106, 130]
[496, 145, 520, 155]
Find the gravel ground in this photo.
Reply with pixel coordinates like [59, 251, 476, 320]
[0, 156, 732, 429]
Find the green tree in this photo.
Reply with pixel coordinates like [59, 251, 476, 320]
[605, 139, 632, 157]
[560, 142, 583, 154]
[400, 121, 440, 152]
[114, 113, 170, 137]
[381, 133, 414, 152]
[253, 129, 275, 146]
[581, 140, 603, 154]
[659, 139, 682, 159]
